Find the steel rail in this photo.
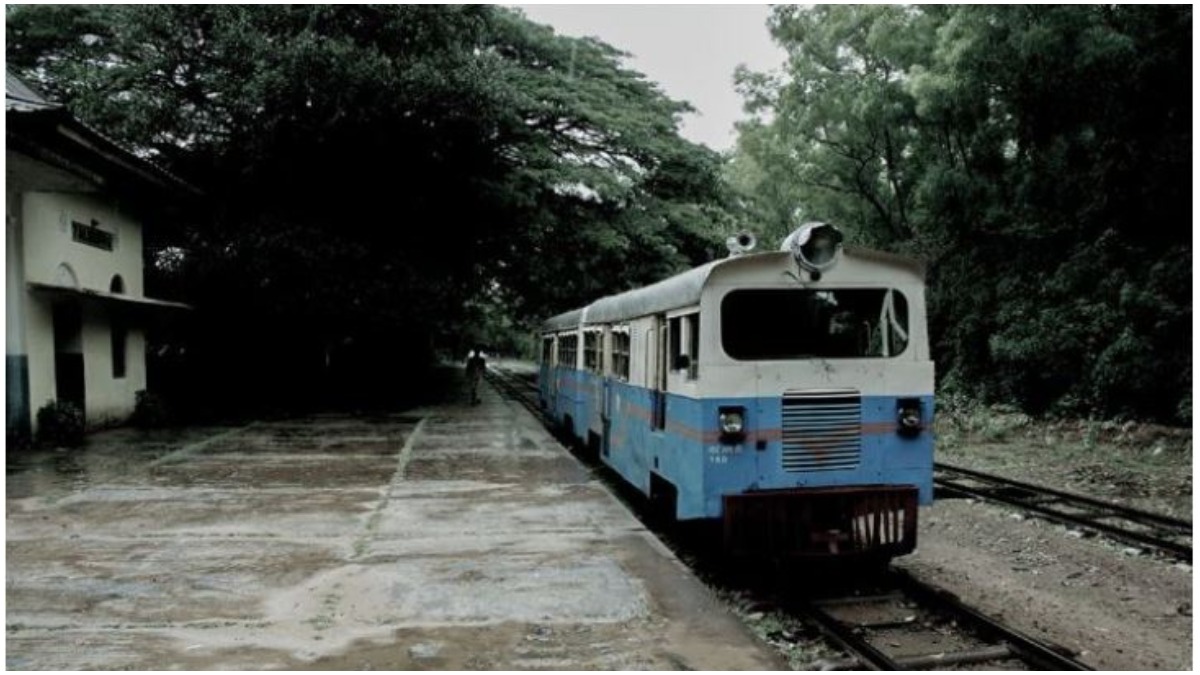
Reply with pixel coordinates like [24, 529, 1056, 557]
[936, 462, 1191, 529]
[935, 462, 1192, 560]
[889, 569, 1093, 671]
[483, 367, 543, 418]
[797, 601, 901, 670]
[794, 570, 1092, 671]
[789, 569, 1092, 671]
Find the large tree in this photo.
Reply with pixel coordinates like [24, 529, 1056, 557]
[734, 5, 1191, 423]
[8, 5, 734, 409]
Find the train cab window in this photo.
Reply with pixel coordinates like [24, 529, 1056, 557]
[557, 334, 578, 369]
[541, 337, 554, 365]
[668, 316, 683, 369]
[721, 289, 909, 360]
[612, 329, 631, 380]
[685, 313, 700, 379]
[583, 330, 602, 373]
[669, 313, 701, 379]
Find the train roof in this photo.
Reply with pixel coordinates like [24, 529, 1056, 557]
[586, 258, 723, 325]
[539, 246, 924, 332]
[541, 306, 587, 333]
[539, 259, 720, 333]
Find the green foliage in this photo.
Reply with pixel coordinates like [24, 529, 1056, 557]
[733, 6, 937, 248]
[35, 400, 85, 448]
[482, 11, 738, 320]
[734, 5, 1191, 423]
[8, 6, 735, 409]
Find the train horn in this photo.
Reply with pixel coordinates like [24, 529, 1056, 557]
[725, 230, 757, 257]
[781, 222, 843, 272]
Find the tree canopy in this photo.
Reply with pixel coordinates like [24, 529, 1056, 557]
[7, 5, 1189, 424]
[8, 5, 736, 410]
[733, 5, 1190, 423]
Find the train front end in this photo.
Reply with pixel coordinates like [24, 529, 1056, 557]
[701, 224, 934, 559]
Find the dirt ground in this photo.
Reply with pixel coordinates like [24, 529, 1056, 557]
[936, 410, 1192, 519]
[906, 414, 1192, 671]
[899, 500, 1191, 670]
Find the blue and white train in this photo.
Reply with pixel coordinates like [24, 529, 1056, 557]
[539, 223, 933, 559]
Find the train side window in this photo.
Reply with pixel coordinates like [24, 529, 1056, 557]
[612, 329, 630, 381]
[668, 313, 700, 378]
[583, 330, 602, 373]
[557, 333, 578, 369]
[685, 313, 700, 379]
[668, 316, 682, 372]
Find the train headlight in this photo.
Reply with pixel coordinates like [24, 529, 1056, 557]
[782, 222, 844, 274]
[897, 398, 923, 437]
[718, 406, 746, 444]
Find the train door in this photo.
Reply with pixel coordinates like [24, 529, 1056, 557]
[603, 326, 630, 459]
[599, 328, 611, 457]
[649, 315, 667, 430]
[547, 334, 559, 411]
[585, 329, 605, 450]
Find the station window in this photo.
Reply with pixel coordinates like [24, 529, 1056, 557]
[112, 321, 127, 379]
[611, 329, 631, 381]
[583, 330, 602, 373]
[557, 334, 578, 370]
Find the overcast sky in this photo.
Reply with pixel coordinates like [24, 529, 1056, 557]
[514, 4, 785, 152]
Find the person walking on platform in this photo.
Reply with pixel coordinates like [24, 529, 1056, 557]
[465, 347, 487, 405]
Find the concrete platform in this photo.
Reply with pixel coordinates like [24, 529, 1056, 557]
[6, 372, 783, 670]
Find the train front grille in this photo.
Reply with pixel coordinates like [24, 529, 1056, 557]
[781, 389, 862, 472]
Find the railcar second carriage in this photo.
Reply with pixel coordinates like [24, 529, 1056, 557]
[538, 223, 934, 559]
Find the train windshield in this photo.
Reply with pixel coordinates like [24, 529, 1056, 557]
[721, 288, 910, 360]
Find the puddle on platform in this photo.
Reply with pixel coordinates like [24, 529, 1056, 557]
[7, 427, 238, 499]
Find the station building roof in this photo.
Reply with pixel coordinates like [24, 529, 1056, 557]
[5, 71, 57, 111]
[6, 70, 199, 198]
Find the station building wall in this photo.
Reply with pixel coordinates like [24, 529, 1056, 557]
[9, 188, 149, 433]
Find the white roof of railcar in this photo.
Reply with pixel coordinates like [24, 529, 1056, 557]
[541, 307, 586, 333]
[540, 259, 719, 333]
[539, 246, 923, 332]
[586, 259, 722, 324]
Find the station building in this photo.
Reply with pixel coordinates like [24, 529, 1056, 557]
[6, 72, 196, 439]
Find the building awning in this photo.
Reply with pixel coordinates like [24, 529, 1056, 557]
[27, 281, 191, 313]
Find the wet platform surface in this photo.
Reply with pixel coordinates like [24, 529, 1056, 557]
[6, 371, 781, 670]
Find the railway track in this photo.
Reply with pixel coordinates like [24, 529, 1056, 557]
[486, 365, 1093, 670]
[935, 462, 1192, 561]
[791, 569, 1090, 670]
[483, 365, 544, 419]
